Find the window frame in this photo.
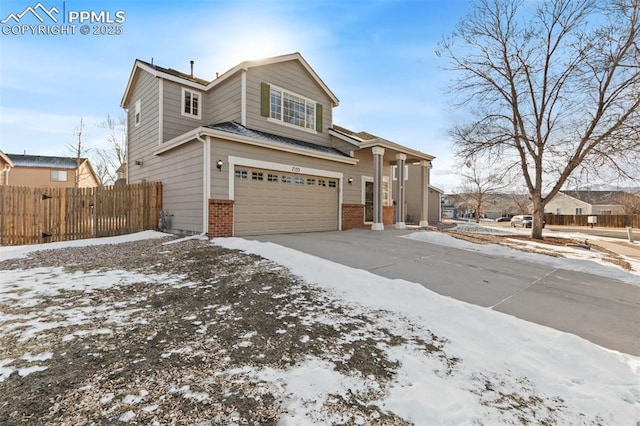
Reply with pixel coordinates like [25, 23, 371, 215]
[267, 84, 317, 133]
[51, 170, 68, 182]
[392, 165, 409, 181]
[134, 99, 141, 127]
[181, 87, 202, 119]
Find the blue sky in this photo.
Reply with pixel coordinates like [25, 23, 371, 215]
[0, 0, 472, 191]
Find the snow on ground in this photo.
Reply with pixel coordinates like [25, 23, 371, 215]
[424, 223, 640, 285]
[216, 237, 640, 425]
[0, 230, 170, 262]
[1, 231, 639, 424]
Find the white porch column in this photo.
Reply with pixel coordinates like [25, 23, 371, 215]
[395, 153, 407, 229]
[419, 160, 430, 227]
[371, 146, 385, 231]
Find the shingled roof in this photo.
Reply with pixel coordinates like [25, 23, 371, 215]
[331, 125, 376, 141]
[6, 154, 86, 169]
[561, 190, 628, 205]
[135, 59, 210, 85]
[206, 122, 351, 158]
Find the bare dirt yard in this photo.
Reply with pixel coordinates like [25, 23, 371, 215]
[0, 237, 451, 425]
[1, 232, 635, 425]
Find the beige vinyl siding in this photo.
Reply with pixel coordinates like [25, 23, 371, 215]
[428, 187, 441, 223]
[153, 142, 205, 234]
[210, 138, 355, 201]
[545, 193, 592, 215]
[0, 158, 10, 185]
[208, 139, 382, 206]
[8, 167, 72, 188]
[6, 165, 98, 188]
[162, 80, 206, 142]
[126, 71, 159, 184]
[78, 162, 99, 187]
[405, 164, 425, 222]
[328, 137, 358, 155]
[207, 74, 242, 125]
[344, 149, 395, 206]
[245, 61, 334, 146]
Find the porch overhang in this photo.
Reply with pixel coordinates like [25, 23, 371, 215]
[359, 139, 435, 163]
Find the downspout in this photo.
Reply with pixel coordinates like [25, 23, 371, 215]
[240, 69, 247, 126]
[196, 133, 211, 236]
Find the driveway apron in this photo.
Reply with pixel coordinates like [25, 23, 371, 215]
[250, 228, 640, 356]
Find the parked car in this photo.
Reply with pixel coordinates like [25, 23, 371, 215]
[510, 215, 545, 228]
[495, 217, 511, 222]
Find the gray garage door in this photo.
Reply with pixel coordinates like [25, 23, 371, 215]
[234, 167, 339, 236]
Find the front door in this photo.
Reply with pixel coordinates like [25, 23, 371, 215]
[365, 181, 374, 222]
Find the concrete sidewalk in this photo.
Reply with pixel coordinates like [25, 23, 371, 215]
[593, 240, 640, 262]
[252, 228, 640, 355]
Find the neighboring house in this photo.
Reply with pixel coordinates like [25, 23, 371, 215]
[4, 154, 99, 188]
[114, 163, 127, 185]
[0, 150, 15, 185]
[121, 52, 436, 237]
[441, 192, 529, 219]
[545, 190, 628, 215]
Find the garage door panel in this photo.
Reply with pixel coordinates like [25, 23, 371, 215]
[234, 166, 338, 236]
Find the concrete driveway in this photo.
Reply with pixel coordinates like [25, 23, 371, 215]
[251, 228, 640, 356]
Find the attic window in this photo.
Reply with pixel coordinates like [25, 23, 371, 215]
[182, 88, 201, 119]
[262, 83, 321, 132]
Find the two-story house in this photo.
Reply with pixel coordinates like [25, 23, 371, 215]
[120, 52, 437, 237]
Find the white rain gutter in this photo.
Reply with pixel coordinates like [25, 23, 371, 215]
[196, 133, 211, 236]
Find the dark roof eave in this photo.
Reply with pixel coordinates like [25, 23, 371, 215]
[155, 123, 358, 165]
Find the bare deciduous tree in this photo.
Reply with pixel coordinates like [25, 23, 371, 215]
[93, 114, 127, 186]
[66, 118, 86, 188]
[614, 192, 640, 214]
[508, 192, 531, 215]
[457, 154, 512, 222]
[437, 0, 640, 238]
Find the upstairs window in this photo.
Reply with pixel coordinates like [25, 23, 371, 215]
[261, 82, 322, 132]
[134, 99, 141, 126]
[182, 88, 201, 119]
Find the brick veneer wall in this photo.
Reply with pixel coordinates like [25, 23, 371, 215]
[342, 204, 364, 230]
[208, 199, 234, 237]
[383, 206, 394, 225]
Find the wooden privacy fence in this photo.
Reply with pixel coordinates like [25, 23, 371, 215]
[0, 182, 162, 246]
[543, 213, 639, 228]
